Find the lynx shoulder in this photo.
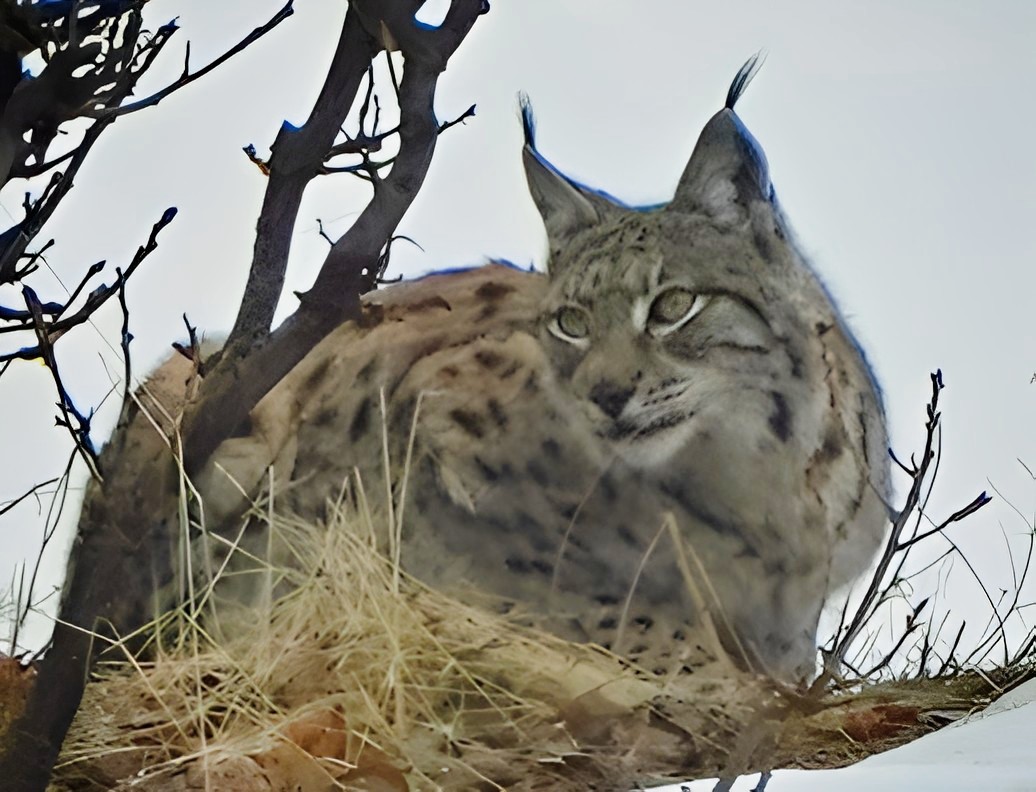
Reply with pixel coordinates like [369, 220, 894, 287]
[196, 58, 890, 683]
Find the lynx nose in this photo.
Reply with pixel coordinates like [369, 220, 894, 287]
[589, 381, 635, 420]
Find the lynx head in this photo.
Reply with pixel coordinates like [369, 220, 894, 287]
[521, 58, 853, 469]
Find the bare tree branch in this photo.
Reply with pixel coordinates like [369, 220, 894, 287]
[223, 6, 383, 355]
[0, 208, 175, 363]
[95, 2, 295, 118]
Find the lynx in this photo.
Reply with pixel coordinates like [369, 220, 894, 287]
[195, 59, 890, 683]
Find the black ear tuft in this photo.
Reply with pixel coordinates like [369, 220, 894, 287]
[725, 52, 765, 110]
[518, 92, 536, 149]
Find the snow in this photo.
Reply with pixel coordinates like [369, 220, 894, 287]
[655, 678, 1036, 792]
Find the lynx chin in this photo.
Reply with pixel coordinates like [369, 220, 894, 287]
[196, 56, 891, 684]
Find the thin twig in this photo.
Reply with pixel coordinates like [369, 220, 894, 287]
[896, 492, 992, 551]
[115, 266, 133, 423]
[22, 285, 102, 479]
[18, 449, 77, 658]
[0, 477, 61, 518]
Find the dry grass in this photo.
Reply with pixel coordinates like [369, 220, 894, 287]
[49, 485, 1031, 791]
[52, 488, 743, 791]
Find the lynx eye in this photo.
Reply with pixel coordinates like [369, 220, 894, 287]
[550, 305, 592, 344]
[646, 287, 708, 337]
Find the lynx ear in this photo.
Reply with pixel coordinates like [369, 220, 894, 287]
[669, 55, 772, 224]
[519, 96, 606, 264]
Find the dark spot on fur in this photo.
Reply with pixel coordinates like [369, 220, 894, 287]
[816, 321, 833, 336]
[630, 644, 648, 655]
[530, 559, 552, 575]
[349, 397, 372, 444]
[409, 295, 452, 313]
[523, 371, 539, 393]
[672, 629, 686, 641]
[595, 593, 619, 606]
[439, 365, 460, 379]
[474, 455, 499, 482]
[301, 356, 332, 397]
[500, 361, 522, 379]
[478, 303, 499, 321]
[633, 615, 654, 629]
[388, 394, 416, 430]
[355, 358, 377, 384]
[526, 460, 550, 487]
[788, 350, 805, 379]
[475, 281, 516, 301]
[514, 509, 545, 534]
[475, 349, 504, 369]
[567, 533, 589, 553]
[487, 398, 508, 428]
[542, 438, 561, 459]
[734, 543, 761, 560]
[659, 479, 749, 543]
[768, 391, 792, 442]
[449, 408, 485, 439]
[313, 407, 338, 428]
[516, 512, 553, 554]
[504, 557, 530, 574]
[815, 426, 845, 463]
[414, 336, 446, 361]
[598, 616, 617, 630]
[763, 557, 788, 576]
[752, 223, 775, 260]
[616, 524, 638, 548]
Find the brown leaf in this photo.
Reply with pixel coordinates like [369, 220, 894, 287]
[842, 704, 921, 743]
[253, 709, 409, 792]
[282, 708, 348, 760]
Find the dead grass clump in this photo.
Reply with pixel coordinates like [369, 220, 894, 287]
[52, 496, 770, 792]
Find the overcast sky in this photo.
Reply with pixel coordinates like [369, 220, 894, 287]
[2, 1, 1034, 662]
